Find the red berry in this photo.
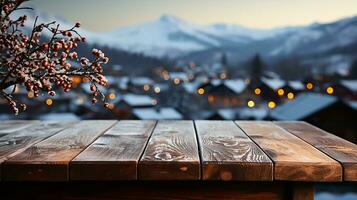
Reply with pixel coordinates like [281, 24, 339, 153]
[91, 98, 97, 104]
[75, 22, 81, 28]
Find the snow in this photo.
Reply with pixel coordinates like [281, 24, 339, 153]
[224, 79, 247, 94]
[340, 80, 357, 92]
[38, 113, 80, 121]
[270, 93, 338, 120]
[238, 108, 268, 120]
[261, 77, 285, 90]
[217, 109, 238, 120]
[130, 77, 153, 86]
[133, 107, 183, 120]
[122, 94, 154, 107]
[169, 72, 189, 81]
[316, 192, 357, 200]
[288, 81, 305, 91]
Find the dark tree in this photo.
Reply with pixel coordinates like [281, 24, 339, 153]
[220, 52, 228, 67]
[350, 60, 357, 79]
[250, 54, 263, 82]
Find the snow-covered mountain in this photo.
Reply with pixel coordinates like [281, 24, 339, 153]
[93, 15, 303, 58]
[17, 9, 357, 65]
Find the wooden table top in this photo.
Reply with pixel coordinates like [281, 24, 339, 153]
[0, 120, 356, 182]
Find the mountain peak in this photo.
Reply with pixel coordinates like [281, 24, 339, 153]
[158, 14, 183, 24]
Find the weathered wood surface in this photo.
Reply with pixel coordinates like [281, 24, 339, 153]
[71, 120, 156, 180]
[0, 121, 71, 180]
[276, 121, 357, 182]
[195, 120, 273, 181]
[0, 121, 35, 138]
[236, 121, 343, 182]
[139, 120, 200, 180]
[2, 120, 116, 181]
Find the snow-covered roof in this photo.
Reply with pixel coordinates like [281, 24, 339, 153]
[169, 72, 189, 81]
[133, 107, 183, 120]
[224, 79, 247, 94]
[122, 94, 154, 107]
[238, 108, 268, 120]
[38, 113, 80, 121]
[340, 80, 357, 92]
[345, 100, 357, 111]
[130, 77, 153, 86]
[288, 81, 305, 91]
[270, 93, 338, 120]
[183, 79, 207, 93]
[261, 77, 285, 90]
[217, 109, 237, 120]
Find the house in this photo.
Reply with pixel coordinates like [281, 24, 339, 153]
[202, 79, 249, 108]
[335, 80, 357, 100]
[257, 77, 285, 102]
[132, 107, 183, 120]
[120, 94, 155, 108]
[270, 93, 357, 143]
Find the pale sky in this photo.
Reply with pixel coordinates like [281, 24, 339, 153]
[30, 0, 357, 32]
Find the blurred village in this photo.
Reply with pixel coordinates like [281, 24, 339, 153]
[1, 54, 357, 143]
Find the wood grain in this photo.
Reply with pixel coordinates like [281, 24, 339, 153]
[0, 121, 36, 138]
[2, 120, 116, 181]
[71, 120, 156, 180]
[195, 120, 273, 181]
[236, 121, 342, 182]
[139, 120, 200, 180]
[276, 121, 357, 182]
[0, 121, 70, 180]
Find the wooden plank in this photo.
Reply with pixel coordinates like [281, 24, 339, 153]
[0, 121, 70, 180]
[276, 121, 357, 182]
[139, 120, 200, 180]
[236, 121, 342, 182]
[0, 121, 36, 138]
[2, 120, 116, 181]
[195, 120, 273, 181]
[71, 120, 156, 180]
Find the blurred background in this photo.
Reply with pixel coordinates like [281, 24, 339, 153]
[1, 0, 356, 145]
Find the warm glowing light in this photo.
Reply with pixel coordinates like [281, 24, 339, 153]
[254, 88, 261, 95]
[82, 77, 89, 83]
[173, 78, 180, 85]
[143, 84, 150, 91]
[268, 101, 276, 109]
[45, 98, 53, 106]
[306, 83, 313, 90]
[154, 87, 161, 93]
[326, 86, 334, 95]
[220, 73, 227, 80]
[27, 91, 34, 98]
[277, 88, 285, 96]
[197, 88, 205, 95]
[247, 100, 255, 108]
[76, 97, 84, 105]
[72, 76, 82, 84]
[287, 92, 294, 100]
[208, 95, 214, 103]
[107, 104, 114, 109]
[108, 93, 116, 100]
